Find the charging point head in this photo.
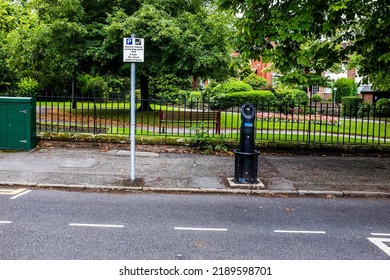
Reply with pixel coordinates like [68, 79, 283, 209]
[243, 104, 253, 116]
[241, 103, 255, 121]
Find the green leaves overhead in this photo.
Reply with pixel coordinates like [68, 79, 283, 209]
[104, 2, 233, 81]
[1, 0, 235, 94]
[218, 0, 390, 90]
[6, 0, 87, 81]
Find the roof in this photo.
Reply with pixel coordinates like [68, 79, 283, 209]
[358, 84, 374, 94]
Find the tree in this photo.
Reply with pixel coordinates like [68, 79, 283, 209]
[333, 77, 357, 103]
[0, 0, 23, 92]
[2, 0, 234, 103]
[4, 0, 139, 96]
[228, 56, 253, 80]
[78, 0, 142, 75]
[353, 0, 390, 91]
[243, 73, 267, 90]
[5, 0, 87, 99]
[217, 0, 390, 91]
[102, 1, 234, 109]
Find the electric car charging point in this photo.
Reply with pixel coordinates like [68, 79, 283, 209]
[228, 103, 265, 190]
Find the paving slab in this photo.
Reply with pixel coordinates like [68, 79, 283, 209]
[0, 146, 389, 198]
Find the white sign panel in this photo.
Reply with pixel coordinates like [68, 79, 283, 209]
[123, 38, 144, 62]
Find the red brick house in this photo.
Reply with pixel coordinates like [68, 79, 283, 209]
[232, 51, 272, 86]
[358, 85, 390, 104]
[250, 59, 272, 86]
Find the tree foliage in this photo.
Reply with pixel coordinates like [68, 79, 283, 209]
[242, 73, 268, 90]
[5, 0, 87, 93]
[103, 1, 234, 99]
[1, 0, 234, 98]
[0, 0, 24, 91]
[218, 0, 390, 90]
[333, 77, 357, 103]
[209, 79, 252, 97]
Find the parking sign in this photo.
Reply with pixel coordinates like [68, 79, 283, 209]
[123, 38, 144, 63]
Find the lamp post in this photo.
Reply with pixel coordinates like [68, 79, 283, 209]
[333, 87, 337, 107]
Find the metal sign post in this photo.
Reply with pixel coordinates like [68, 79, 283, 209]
[123, 35, 144, 182]
[130, 49, 136, 182]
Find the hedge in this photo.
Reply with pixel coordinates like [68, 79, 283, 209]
[210, 79, 252, 97]
[375, 98, 390, 117]
[341, 96, 361, 117]
[333, 78, 357, 103]
[242, 73, 268, 90]
[213, 90, 276, 110]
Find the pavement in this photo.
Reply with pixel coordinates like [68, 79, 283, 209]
[0, 142, 389, 198]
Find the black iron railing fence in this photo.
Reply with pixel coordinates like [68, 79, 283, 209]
[2, 94, 389, 145]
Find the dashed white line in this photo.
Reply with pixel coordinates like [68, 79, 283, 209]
[174, 227, 228, 232]
[370, 233, 390, 237]
[274, 230, 326, 234]
[69, 223, 124, 228]
[0, 221, 12, 224]
[10, 190, 32, 200]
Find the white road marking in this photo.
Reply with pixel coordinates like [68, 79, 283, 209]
[0, 188, 26, 196]
[367, 237, 390, 257]
[10, 190, 32, 200]
[370, 233, 390, 237]
[174, 227, 228, 232]
[69, 223, 124, 228]
[0, 221, 12, 224]
[0, 189, 17, 194]
[274, 230, 326, 234]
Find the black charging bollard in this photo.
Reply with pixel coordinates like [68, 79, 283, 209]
[234, 103, 260, 184]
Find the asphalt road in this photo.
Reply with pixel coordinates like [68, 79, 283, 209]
[0, 189, 389, 260]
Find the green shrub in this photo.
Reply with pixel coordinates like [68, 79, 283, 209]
[312, 94, 322, 102]
[299, 106, 317, 115]
[214, 90, 276, 110]
[278, 94, 292, 111]
[203, 80, 219, 100]
[275, 88, 308, 113]
[178, 90, 191, 103]
[375, 98, 390, 117]
[274, 85, 292, 99]
[210, 79, 252, 97]
[186, 91, 202, 108]
[78, 74, 108, 99]
[242, 73, 268, 90]
[358, 102, 374, 117]
[291, 89, 308, 105]
[17, 77, 40, 96]
[156, 92, 179, 103]
[342, 96, 361, 117]
[106, 76, 128, 99]
[151, 74, 191, 102]
[333, 78, 357, 103]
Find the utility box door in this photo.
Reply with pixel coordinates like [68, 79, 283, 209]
[0, 97, 36, 150]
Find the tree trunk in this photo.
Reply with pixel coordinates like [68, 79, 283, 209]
[137, 74, 153, 111]
[304, 67, 312, 102]
[191, 76, 199, 90]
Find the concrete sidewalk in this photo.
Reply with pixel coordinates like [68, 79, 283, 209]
[0, 145, 389, 198]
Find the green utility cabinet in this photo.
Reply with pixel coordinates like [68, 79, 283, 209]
[0, 97, 37, 150]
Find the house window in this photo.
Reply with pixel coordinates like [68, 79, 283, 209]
[324, 87, 332, 94]
[272, 73, 282, 86]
